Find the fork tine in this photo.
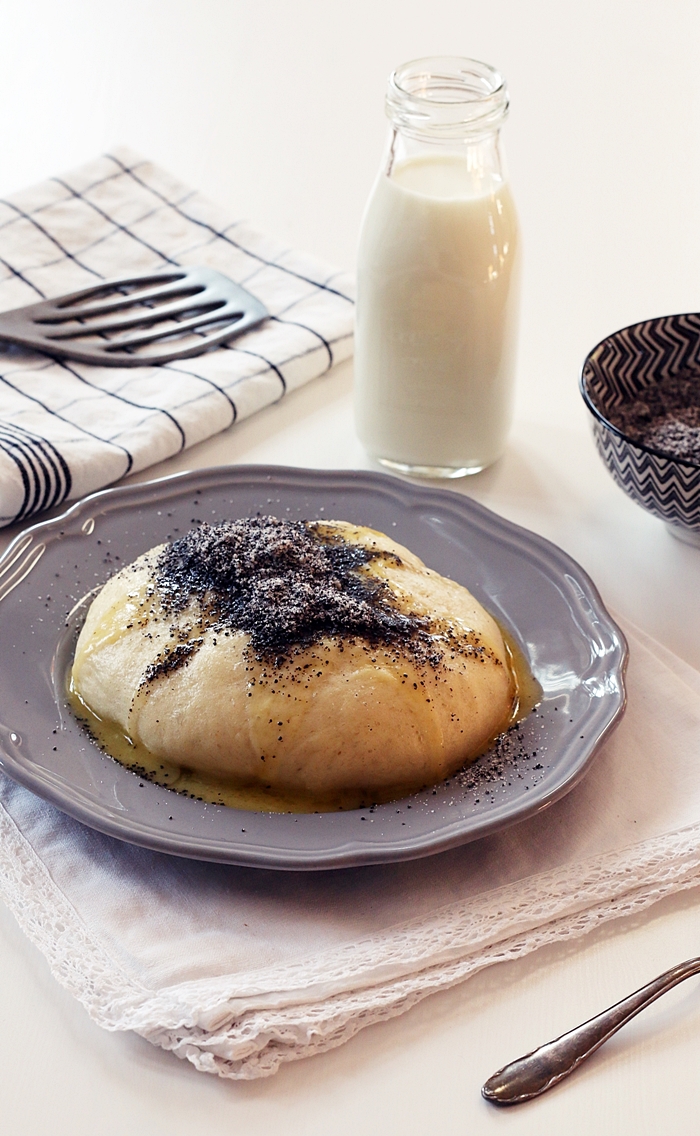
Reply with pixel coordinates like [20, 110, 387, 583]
[48, 271, 186, 309]
[102, 317, 259, 360]
[102, 305, 247, 351]
[43, 279, 203, 323]
[45, 295, 226, 339]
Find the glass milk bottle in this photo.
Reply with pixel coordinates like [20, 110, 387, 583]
[355, 56, 521, 478]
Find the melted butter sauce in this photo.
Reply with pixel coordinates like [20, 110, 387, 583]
[68, 621, 541, 814]
[502, 627, 543, 732]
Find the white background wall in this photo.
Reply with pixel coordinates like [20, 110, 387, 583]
[2, 0, 700, 434]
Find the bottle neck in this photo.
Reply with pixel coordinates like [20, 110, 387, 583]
[384, 56, 509, 193]
[386, 56, 509, 142]
[384, 128, 506, 188]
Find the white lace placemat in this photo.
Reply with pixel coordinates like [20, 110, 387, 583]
[0, 147, 354, 527]
[1, 616, 699, 1078]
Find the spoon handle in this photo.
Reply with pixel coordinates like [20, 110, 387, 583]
[482, 955, 700, 1105]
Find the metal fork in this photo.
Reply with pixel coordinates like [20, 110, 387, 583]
[482, 956, 700, 1105]
[0, 265, 268, 366]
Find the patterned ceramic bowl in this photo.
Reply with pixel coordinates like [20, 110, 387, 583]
[581, 312, 700, 548]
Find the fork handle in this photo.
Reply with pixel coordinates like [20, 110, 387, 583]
[482, 956, 700, 1105]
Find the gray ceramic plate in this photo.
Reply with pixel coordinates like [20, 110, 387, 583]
[0, 465, 627, 870]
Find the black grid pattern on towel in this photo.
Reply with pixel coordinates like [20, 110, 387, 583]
[0, 419, 71, 521]
[0, 147, 354, 527]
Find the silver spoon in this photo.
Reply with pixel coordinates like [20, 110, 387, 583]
[482, 956, 700, 1105]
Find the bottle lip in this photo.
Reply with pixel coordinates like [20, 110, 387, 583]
[386, 56, 509, 140]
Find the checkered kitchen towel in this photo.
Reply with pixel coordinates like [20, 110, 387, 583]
[0, 147, 354, 528]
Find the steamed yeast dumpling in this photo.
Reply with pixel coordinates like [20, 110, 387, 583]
[71, 517, 516, 808]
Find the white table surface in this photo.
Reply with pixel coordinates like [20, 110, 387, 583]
[2, 1, 700, 1132]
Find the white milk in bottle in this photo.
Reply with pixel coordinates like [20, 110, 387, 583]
[355, 57, 521, 477]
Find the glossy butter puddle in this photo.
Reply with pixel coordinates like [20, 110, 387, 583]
[68, 623, 541, 815]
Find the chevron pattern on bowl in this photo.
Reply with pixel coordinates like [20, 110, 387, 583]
[581, 312, 700, 546]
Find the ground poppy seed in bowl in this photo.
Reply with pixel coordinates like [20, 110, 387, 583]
[606, 369, 700, 465]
